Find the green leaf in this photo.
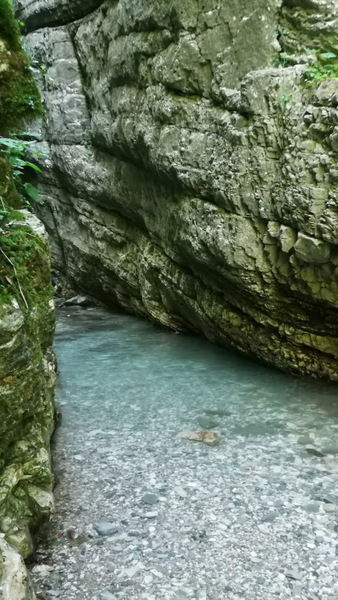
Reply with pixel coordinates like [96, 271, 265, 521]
[25, 162, 42, 172]
[24, 183, 40, 203]
[321, 52, 337, 59]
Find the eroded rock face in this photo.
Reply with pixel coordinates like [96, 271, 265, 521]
[0, 214, 55, 559]
[18, 0, 338, 378]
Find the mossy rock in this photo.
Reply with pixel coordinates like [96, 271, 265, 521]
[0, 0, 42, 131]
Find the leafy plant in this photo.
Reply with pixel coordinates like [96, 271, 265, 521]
[304, 49, 338, 86]
[0, 136, 46, 207]
[280, 93, 291, 109]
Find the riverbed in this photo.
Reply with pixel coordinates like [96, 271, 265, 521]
[30, 307, 338, 600]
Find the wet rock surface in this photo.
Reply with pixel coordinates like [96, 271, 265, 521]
[30, 308, 338, 600]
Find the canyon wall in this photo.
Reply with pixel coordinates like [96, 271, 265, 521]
[0, 4, 55, 597]
[17, 0, 338, 378]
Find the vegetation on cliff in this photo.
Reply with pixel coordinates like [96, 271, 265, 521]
[0, 0, 47, 312]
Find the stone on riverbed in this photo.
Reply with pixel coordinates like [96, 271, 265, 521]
[141, 493, 159, 506]
[197, 415, 220, 429]
[94, 522, 119, 536]
[177, 430, 220, 446]
[204, 409, 231, 417]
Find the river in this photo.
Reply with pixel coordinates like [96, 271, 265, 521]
[29, 307, 338, 600]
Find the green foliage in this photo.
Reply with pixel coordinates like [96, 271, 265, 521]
[0, 137, 44, 212]
[280, 93, 291, 109]
[0, 3, 48, 310]
[304, 49, 338, 87]
[275, 53, 295, 68]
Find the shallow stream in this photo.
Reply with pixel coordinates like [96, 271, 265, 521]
[30, 307, 338, 600]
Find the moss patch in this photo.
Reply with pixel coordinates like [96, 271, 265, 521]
[0, 0, 43, 132]
[0, 0, 22, 50]
[0, 225, 52, 311]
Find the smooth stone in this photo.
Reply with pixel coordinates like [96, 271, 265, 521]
[321, 444, 338, 455]
[285, 570, 302, 580]
[204, 409, 231, 417]
[297, 435, 314, 445]
[94, 521, 119, 536]
[64, 295, 92, 306]
[197, 415, 220, 429]
[305, 447, 326, 457]
[104, 489, 117, 499]
[262, 511, 277, 523]
[323, 504, 336, 513]
[303, 503, 319, 513]
[321, 494, 338, 505]
[100, 593, 118, 600]
[141, 493, 159, 505]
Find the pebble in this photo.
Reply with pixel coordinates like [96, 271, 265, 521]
[94, 522, 119, 536]
[99, 592, 117, 600]
[303, 503, 319, 513]
[141, 493, 159, 505]
[262, 511, 278, 523]
[197, 415, 220, 429]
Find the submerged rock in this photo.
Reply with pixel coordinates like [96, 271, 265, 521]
[94, 522, 119, 536]
[197, 415, 220, 429]
[177, 430, 221, 446]
[141, 493, 159, 506]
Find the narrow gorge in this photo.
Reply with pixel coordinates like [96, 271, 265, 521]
[1, 1, 338, 599]
[15, 0, 338, 379]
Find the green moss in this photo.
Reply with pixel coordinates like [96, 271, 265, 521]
[0, 0, 21, 50]
[0, 225, 52, 311]
[0, 68, 43, 129]
[0, 0, 43, 132]
[0, 157, 21, 208]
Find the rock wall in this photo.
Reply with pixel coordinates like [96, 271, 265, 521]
[17, 0, 338, 378]
[0, 3, 55, 598]
[0, 213, 55, 561]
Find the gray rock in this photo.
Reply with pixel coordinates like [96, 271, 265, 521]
[0, 536, 37, 600]
[197, 415, 220, 429]
[262, 512, 278, 523]
[297, 435, 314, 445]
[305, 447, 326, 458]
[64, 296, 92, 307]
[100, 592, 118, 600]
[303, 503, 319, 513]
[141, 493, 159, 505]
[94, 522, 119, 536]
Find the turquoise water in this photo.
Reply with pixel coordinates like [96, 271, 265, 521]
[56, 307, 338, 440]
[32, 307, 338, 600]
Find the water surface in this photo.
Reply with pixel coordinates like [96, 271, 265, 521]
[31, 307, 338, 600]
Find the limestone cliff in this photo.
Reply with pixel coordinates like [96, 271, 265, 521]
[0, 2, 55, 598]
[17, 0, 338, 378]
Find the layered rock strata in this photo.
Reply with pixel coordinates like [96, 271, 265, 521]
[18, 0, 338, 378]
